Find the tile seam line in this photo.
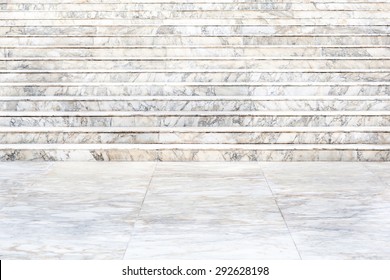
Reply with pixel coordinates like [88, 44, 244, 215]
[122, 161, 157, 260]
[259, 163, 303, 260]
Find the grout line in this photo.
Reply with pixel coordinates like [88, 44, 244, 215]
[122, 161, 157, 260]
[259, 163, 303, 260]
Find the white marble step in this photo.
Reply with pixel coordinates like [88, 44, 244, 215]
[2, 35, 388, 45]
[2, 126, 388, 133]
[2, 95, 389, 111]
[2, 46, 389, 57]
[1, 126, 389, 145]
[1, 84, 387, 97]
[1, 111, 389, 127]
[2, 25, 389, 36]
[1, 71, 388, 83]
[3, 59, 388, 70]
[0, 144, 389, 161]
[4, 0, 388, 3]
[1, 11, 389, 20]
[4, 111, 389, 116]
[3, 95, 389, 101]
[4, 19, 390, 26]
[2, 3, 389, 11]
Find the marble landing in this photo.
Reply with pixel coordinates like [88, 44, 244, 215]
[0, 162, 389, 260]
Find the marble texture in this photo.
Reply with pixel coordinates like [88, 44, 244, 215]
[2, 25, 390, 36]
[1, 72, 389, 83]
[0, 85, 388, 97]
[0, 162, 155, 259]
[2, 3, 389, 11]
[1, 114, 390, 128]
[1, 162, 390, 259]
[1, 130, 389, 145]
[260, 162, 390, 259]
[0, 0, 389, 161]
[0, 145, 389, 161]
[2, 98, 390, 111]
[1, 36, 390, 46]
[3, 46, 390, 58]
[1, 10, 388, 20]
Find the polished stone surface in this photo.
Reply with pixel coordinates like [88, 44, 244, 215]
[0, 162, 390, 259]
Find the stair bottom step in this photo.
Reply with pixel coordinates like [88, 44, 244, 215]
[1, 144, 389, 161]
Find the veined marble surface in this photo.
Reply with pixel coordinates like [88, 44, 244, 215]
[0, 85, 388, 97]
[1, 162, 390, 259]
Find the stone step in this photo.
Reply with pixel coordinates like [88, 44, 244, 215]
[2, 46, 389, 57]
[2, 35, 388, 45]
[0, 143, 389, 161]
[1, 58, 389, 70]
[2, 25, 390, 36]
[1, 71, 388, 83]
[3, 0, 387, 3]
[0, 10, 389, 20]
[1, 84, 387, 97]
[1, 96, 389, 111]
[0, 83, 390, 96]
[2, 3, 389, 11]
[0, 127, 389, 145]
[4, 19, 390, 26]
[1, 111, 389, 127]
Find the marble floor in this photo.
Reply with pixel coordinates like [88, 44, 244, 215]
[0, 162, 389, 260]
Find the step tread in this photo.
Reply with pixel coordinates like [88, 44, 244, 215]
[3, 69, 389, 73]
[2, 111, 390, 116]
[2, 45, 389, 48]
[0, 126, 389, 133]
[1, 143, 389, 150]
[2, 57, 389, 60]
[1, 96, 390, 101]
[2, 82, 389, 86]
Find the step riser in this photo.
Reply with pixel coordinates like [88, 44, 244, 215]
[2, 47, 389, 57]
[3, 116, 389, 127]
[2, 100, 390, 111]
[0, 34, 390, 46]
[1, 73, 388, 83]
[3, 60, 388, 70]
[1, 11, 388, 19]
[2, 36, 389, 45]
[0, 149, 388, 161]
[4, 19, 390, 26]
[4, 0, 387, 3]
[3, 3, 389, 11]
[1, 132, 388, 144]
[1, 85, 388, 96]
[2, 26, 389, 36]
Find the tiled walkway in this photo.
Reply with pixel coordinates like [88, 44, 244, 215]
[0, 162, 389, 260]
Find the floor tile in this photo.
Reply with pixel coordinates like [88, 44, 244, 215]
[124, 162, 300, 259]
[260, 162, 390, 259]
[0, 162, 155, 259]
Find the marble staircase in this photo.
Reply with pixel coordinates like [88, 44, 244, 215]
[0, 0, 389, 161]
